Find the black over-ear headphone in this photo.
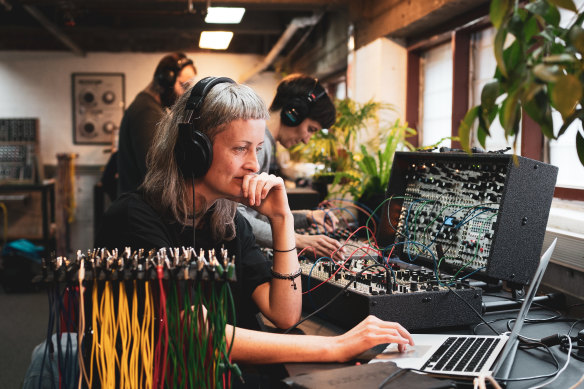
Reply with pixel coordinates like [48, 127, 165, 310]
[155, 55, 194, 90]
[280, 80, 326, 127]
[175, 76, 236, 179]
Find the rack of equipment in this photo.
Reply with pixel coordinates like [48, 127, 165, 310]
[0, 118, 41, 183]
[297, 151, 557, 330]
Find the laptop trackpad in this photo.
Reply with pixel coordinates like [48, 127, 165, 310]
[369, 334, 449, 369]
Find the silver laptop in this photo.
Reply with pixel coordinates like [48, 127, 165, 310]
[371, 238, 557, 379]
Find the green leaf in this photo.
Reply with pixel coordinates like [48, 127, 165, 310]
[477, 126, 488, 148]
[532, 63, 561, 82]
[480, 81, 500, 130]
[500, 93, 521, 137]
[577, 130, 584, 166]
[543, 53, 578, 63]
[569, 25, 584, 54]
[543, 2, 562, 26]
[494, 26, 509, 78]
[458, 106, 480, 153]
[523, 16, 540, 42]
[481, 80, 501, 111]
[526, 0, 549, 16]
[539, 28, 556, 42]
[548, 0, 578, 12]
[557, 109, 584, 137]
[551, 74, 582, 118]
[524, 90, 555, 139]
[508, 13, 526, 39]
[503, 40, 523, 73]
[490, 0, 511, 29]
[479, 107, 497, 135]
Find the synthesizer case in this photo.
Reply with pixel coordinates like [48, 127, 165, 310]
[300, 151, 557, 330]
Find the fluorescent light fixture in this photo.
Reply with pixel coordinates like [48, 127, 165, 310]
[199, 31, 234, 50]
[205, 7, 245, 24]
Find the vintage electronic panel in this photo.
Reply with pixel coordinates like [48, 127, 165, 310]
[376, 151, 558, 286]
[0, 118, 40, 183]
[72, 73, 125, 145]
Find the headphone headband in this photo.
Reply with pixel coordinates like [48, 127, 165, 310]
[176, 57, 194, 72]
[307, 80, 326, 104]
[280, 78, 327, 127]
[182, 76, 235, 124]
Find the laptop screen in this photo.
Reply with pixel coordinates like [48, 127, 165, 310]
[492, 238, 557, 377]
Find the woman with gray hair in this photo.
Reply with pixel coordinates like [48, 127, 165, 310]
[95, 77, 412, 366]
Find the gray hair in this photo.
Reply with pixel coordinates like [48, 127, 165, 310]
[142, 80, 269, 241]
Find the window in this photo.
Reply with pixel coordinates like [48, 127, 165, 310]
[470, 27, 518, 153]
[420, 42, 453, 147]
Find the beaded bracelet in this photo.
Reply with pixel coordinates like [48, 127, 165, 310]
[272, 247, 296, 253]
[271, 267, 302, 290]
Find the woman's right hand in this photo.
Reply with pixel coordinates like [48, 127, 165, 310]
[295, 233, 347, 261]
[330, 315, 414, 362]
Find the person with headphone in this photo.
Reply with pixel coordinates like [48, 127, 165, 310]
[237, 74, 348, 261]
[95, 77, 412, 369]
[116, 52, 197, 196]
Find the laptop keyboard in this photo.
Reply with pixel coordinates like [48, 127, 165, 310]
[422, 336, 503, 374]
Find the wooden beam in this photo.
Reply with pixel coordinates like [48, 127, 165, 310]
[353, 0, 485, 50]
[20, 0, 345, 7]
[22, 4, 85, 56]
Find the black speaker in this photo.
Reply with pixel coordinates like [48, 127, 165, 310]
[280, 80, 326, 126]
[174, 76, 235, 179]
[155, 56, 194, 90]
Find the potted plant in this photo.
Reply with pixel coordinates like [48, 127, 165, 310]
[459, 0, 584, 165]
[289, 98, 417, 205]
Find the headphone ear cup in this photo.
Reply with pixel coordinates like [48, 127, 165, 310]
[175, 124, 213, 178]
[155, 69, 176, 90]
[281, 97, 309, 126]
[190, 130, 213, 178]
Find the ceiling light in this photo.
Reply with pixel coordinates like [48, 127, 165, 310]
[199, 31, 233, 50]
[205, 7, 245, 24]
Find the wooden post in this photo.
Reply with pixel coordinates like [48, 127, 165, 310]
[55, 153, 76, 256]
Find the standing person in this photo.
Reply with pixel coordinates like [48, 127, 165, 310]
[95, 76, 413, 362]
[117, 52, 197, 195]
[238, 74, 347, 261]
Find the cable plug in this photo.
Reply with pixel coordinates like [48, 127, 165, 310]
[230, 363, 244, 383]
[540, 333, 562, 347]
[578, 330, 584, 357]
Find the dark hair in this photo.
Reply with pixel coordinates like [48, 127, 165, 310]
[270, 74, 336, 129]
[152, 52, 197, 106]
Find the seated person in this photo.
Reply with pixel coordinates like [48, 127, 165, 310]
[95, 77, 413, 365]
[237, 74, 347, 261]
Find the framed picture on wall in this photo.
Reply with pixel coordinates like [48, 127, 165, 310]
[72, 73, 125, 145]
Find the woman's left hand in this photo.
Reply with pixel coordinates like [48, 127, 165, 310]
[241, 172, 291, 219]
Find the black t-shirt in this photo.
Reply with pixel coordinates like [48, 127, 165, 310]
[117, 91, 164, 195]
[94, 191, 272, 330]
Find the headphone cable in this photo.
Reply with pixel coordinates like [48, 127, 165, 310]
[192, 174, 196, 250]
